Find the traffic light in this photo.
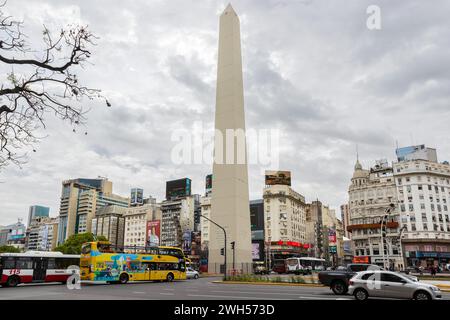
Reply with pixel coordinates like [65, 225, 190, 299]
[231, 241, 235, 250]
[220, 248, 225, 256]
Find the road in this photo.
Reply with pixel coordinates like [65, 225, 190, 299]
[0, 277, 449, 300]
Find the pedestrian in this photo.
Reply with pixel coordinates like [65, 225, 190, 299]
[431, 266, 437, 277]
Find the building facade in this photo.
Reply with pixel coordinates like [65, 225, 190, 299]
[0, 220, 27, 250]
[250, 199, 265, 263]
[91, 205, 127, 248]
[394, 155, 450, 269]
[305, 200, 324, 259]
[124, 201, 161, 249]
[340, 204, 351, 239]
[57, 178, 129, 244]
[26, 217, 58, 251]
[28, 205, 50, 228]
[263, 184, 307, 260]
[160, 195, 196, 248]
[348, 158, 402, 269]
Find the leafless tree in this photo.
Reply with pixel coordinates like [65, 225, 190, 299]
[0, 1, 109, 170]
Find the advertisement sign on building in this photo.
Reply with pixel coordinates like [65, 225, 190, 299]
[166, 178, 192, 200]
[205, 174, 212, 196]
[264, 171, 291, 186]
[252, 242, 260, 260]
[146, 220, 160, 246]
[182, 231, 192, 255]
[328, 228, 336, 243]
[131, 188, 144, 206]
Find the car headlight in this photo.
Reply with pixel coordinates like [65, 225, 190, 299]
[430, 286, 440, 292]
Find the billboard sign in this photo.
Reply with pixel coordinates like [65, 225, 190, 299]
[265, 171, 291, 186]
[166, 178, 192, 200]
[329, 245, 337, 253]
[131, 188, 144, 205]
[146, 220, 160, 246]
[252, 242, 260, 260]
[205, 174, 212, 195]
[328, 228, 336, 243]
[182, 231, 192, 255]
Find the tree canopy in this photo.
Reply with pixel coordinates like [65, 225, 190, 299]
[0, 1, 109, 169]
[55, 232, 108, 254]
[0, 245, 20, 253]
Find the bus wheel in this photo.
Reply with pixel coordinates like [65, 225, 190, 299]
[6, 276, 20, 287]
[166, 273, 174, 282]
[119, 273, 129, 284]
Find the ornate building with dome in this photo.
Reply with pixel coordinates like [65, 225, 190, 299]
[347, 157, 403, 269]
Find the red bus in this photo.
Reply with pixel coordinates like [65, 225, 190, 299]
[0, 251, 80, 287]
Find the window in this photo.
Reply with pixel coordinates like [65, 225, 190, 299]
[47, 258, 56, 269]
[381, 273, 405, 283]
[2, 257, 15, 269]
[16, 258, 33, 269]
[361, 273, 375, 280]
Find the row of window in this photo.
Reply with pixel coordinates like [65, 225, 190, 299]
[0, 257, 79, 270]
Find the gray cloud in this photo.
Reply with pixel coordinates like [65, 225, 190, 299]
[1, 0, 450, 225]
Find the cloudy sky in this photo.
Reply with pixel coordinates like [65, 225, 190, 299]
[1, 0, 449, 226]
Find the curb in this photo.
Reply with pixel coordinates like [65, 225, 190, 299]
[212, 280, 325, 287]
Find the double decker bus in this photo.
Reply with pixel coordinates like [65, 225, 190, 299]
[0, 251, 80, 287]
[80, 241, 187, 284]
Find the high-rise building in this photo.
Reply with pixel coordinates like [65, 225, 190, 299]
[340, 204, 351, 239]
[250, 199, 265, 262]
[26, 216, 58, 251]
[91, 205, 127, 248]
[57, 178, 129, 244]
[28, 205, 50, 228]
[0, 219, 26, 250]
[393, 146, 450, 268]
[347, 158, 402, 268]
[124, 201, 161, 249]
[161, 195, 196, 248]
[264, 181, 307, 260]
[305, 200, 324, 258]
[208, 4, 253, 273]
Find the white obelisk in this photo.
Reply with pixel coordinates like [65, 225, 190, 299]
[208, 3, 253, 274]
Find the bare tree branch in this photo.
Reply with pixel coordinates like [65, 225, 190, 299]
[0, 1, 110, 170]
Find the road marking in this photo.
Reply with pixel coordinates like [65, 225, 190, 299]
[298, 296, 338, 300]
[160, 292, 174, 295]
[133, 291, 146, 294]
[188, 294, 280, 300]
[163, 288, 175, 291]
[212, 290, 301, 296]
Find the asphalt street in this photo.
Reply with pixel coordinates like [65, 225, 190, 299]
[0, 277, 449, 300]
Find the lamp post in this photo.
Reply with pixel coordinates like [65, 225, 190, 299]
[381, 203, 396, 270]
[200, 214, 227, 278]
[398, 224, 407, 270]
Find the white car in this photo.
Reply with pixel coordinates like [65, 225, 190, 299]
[186, 268, 199, 279]
[348, 270, 442, 300]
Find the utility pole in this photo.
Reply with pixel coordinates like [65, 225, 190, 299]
[200, 214, 227, 278]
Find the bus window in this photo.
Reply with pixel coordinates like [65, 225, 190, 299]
[98, 243, 113, 253]
[3, 257, 15, 269]
[16, 258, 33, 269]
[56, 258, 80, 269]
[47, 258, 56, 269]
[81, 243, 91, 255]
